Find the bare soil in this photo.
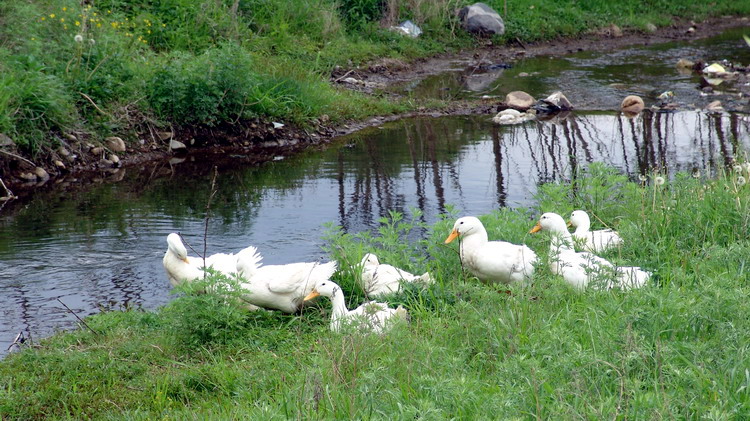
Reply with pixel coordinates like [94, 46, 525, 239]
[2, 15, 748, 200]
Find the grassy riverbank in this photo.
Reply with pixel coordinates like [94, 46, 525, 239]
[1, 164, 749, 418]
[1, 0, 749, 159]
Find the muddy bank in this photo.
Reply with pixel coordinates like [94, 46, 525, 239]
[2, 15, 748, 199]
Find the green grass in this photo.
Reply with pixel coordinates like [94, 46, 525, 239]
[1, 0, 749, 156]
[2, 164, 750, 418]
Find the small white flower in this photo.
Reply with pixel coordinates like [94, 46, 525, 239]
[692, 170, 700, 178]
[654, 176, 665, 186]
[638, 174, 647, 182]
[733, 164, 743, 172]
[74, 34, 84, 43]
[743, 162, 750, 172]
[89, 38, 95, 46]
[738, 176, 747, 186]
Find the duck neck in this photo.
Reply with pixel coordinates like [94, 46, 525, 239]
[329, 287, 350, 322]
[459, 229, 488, 259]
[574, 220, 590, 235]
[549, 231, 575, 256]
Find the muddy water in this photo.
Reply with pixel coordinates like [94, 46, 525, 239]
[2, 30, 750, 354]
[395, 27, 750, 112]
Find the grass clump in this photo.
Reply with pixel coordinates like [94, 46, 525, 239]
[3, 164, 750, 418]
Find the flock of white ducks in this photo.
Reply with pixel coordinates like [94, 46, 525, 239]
[163, 209, 647, 332]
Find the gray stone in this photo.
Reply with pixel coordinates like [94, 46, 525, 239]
[19, 172, 37, 181]
[58, 146, 70, 157]
[706, 100, 723, 112]
[621, 95, 645, 113]
[504, 91, 536, 110]
[34, 167, 50, 181]
[109, 154, 120, 165]
[105, 136, 126, 152]
[0, 133, 13, 147]
[91, 146, 104, 155]
[54, 160, 66, 169]
[169, 139, 187, 150]
[536, 91, 573, 112]
[157, 131, 173, 141]
[458, 3, 505, 36]
[645, 23, 657, 33]
[676, 58, 695, 69]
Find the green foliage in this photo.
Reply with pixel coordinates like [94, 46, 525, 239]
[162, 269, 252, 347]
[338, 0, 385, 30]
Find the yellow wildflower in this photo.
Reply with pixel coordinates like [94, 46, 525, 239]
[60, 18, 65, 22]
[96, 23, 102, 28]
[62, 7, 67, 11]
[75, 21, 80, 26]
[50, 13, 55, 18]
[41, 17, 46, 21]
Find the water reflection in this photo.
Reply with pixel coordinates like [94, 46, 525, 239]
[1, 110, 749, 354]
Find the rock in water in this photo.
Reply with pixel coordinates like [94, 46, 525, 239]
[535, 91, 573, 113]
[620, 95, 645, 114]
[458, 3, 505, 36]
[105, 136, 126, 152]
[504, 91, 536, 110]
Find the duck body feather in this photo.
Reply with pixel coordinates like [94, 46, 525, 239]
[237, 250, 338, 313]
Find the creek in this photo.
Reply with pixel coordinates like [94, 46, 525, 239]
[1, 29, 749, 354]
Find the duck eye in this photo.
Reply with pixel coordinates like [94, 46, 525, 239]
[459, 221, 464, 225]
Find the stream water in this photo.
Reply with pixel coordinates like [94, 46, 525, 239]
[1, 29, 750, 355]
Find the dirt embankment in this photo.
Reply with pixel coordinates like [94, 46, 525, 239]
[1, 15, 748, 200]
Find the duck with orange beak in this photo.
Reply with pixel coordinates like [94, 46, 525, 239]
[444, 216, 537, 284]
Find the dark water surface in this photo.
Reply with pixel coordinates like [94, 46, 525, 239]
[2, 29, 750, 354]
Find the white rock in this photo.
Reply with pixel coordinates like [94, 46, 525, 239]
[169, 139, 187, 150]
[105, 136, 127, 152]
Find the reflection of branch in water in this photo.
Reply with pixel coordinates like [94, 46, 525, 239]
[562, 121, 580, 179]
[569, 118, 594, 165]
[729, 113, 741, 153]
[425, 121, 446, 214]
[615, 113, 632, 175]
[490, 126, 506, 208]
[631, 113, 645, 174]
[405, 125, 427, 223]
[711, 113, 734, 169]
[336, 150, 347, 231]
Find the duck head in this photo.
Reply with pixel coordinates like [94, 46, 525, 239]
[166, 233, 190, 263]
[568, 210, 591, 231]
[303, 280, 341, 301]
[530, 212, 568, 234]
[444, 216, 484, 244]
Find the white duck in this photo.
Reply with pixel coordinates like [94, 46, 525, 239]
[568, 210, 623, 253]
[359, 253, 432, 297]
[531, 212, 648, 290]
[303, 280, 408, 333]
[162, 233, 254, 287]
[444, 216, 537, 284]
[235, 249, 338, 314]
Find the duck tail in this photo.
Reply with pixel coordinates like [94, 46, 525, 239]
[418, 272, 433, 284]
[236, 246, 263, 279]
[395, 305, 410, 321]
